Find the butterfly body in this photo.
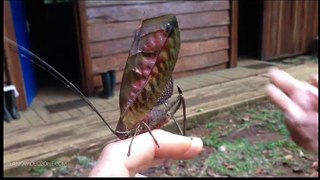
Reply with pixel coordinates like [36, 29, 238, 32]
[116, 15, 183, 140]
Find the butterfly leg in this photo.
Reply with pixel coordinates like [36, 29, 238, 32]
[163, 86, 186, 136]
[127, 124, 141, 157]
[171, 116, 184, 135]
[142, 121, 160, 148]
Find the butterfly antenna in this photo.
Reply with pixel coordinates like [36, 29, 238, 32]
[4, 37, 127, 135]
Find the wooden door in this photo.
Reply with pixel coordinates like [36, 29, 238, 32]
[261, 1, 318, 60]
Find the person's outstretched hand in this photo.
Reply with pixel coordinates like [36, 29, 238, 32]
[89, 129, 203, 177]
[266, 68, 318, 152]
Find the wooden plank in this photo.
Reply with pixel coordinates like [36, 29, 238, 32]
[4, 111, 119, 149]
[311, 1, 318, 37]
[175, 50, 229, 72]
[94, 99, 119, 112]
[90, 37, 229, 63]
[307, 1, 318, 52]
[296, 1, 303, 53]
[272, 1, 280, 58]
[276, 0, 284, 55]
[262, 1, 280, 59]
[32, 95, 46, 107]
[88, 21, 137, 42]
[92, 53, 127, 72]
[4, 116, 31, 134]
[91, 49, 229, 83]
[75, 1, 95, 96]
[3, 59, 9, 85]
[292, 0, 301, 53]
[88, 11, 230, 43]
[57, 111, 72, 120]
[181, 26, 229, 42]
[287, 1, 295, 55]
[89, 18, 229, 43]
[229, 0, 238, 68]
[22, 109, 46, 126]
[180, 38, 229, 57]
[47, 113, 62, 123]
[86, 1, 230, 20]
[174, 60, 295, 97]
[92, 63, 229, 90]
[90, 37, 132, 58]
[212, 67, 262, 80]
[300, 1, 308, 53]
[261, 0, 271, 60]
[172, 63, 227, 81]
[174, 72, 229, 93]
[86, 0, 167, 7]
[67, 109, 84, 118]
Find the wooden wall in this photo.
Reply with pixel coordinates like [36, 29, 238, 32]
[261, 0, 318, 60]
[3, 54, 9, 85]
[85, 0, 231, 91]
[3, 53, 11, 86]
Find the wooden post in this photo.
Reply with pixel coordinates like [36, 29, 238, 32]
[73, 1, 95, 96]
[229, 0, 238, 68]
[4, 0, 28, 110]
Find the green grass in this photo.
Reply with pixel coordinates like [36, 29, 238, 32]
[55, 164, 70, 175]
[75, 156, 95, 168]
[206, 138, 303, 177]
[30, 166, 47, 176]
[207, 139, 270, 177]
[259, 111, 290, 137]
[238, 109, 290, 137]
[203, 131, 223, 148]
[204, 106, 305, 177]
[204, 121, 225, 148]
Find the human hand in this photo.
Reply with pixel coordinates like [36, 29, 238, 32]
[266, 68, 318, 152]
[89, 129, 203, 177]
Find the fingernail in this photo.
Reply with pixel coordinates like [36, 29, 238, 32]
[191, 137, 203, 147]
[268, 67, 278, 75]
[184, 137, 203, 157]
[265, 83, 275, 91]
[269, 67, 279, 71]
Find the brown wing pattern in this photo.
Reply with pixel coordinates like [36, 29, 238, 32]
[117, 15, 180, 131]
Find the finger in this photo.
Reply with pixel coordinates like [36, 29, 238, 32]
[285, 112, 319, 152]
[266, 84, 308, 125]
[125, 130, 202, 174]
[266, 84, 300, 113]
[90, 129, 203, 177]
[136, 173, 146, 177]
[268, 68, 303, 96]
[295, 81, 318, 111]
[268, 68, 318, 111]
[309, 74, 318, 88]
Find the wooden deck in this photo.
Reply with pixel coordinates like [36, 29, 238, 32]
[4, 59, 318, 171]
